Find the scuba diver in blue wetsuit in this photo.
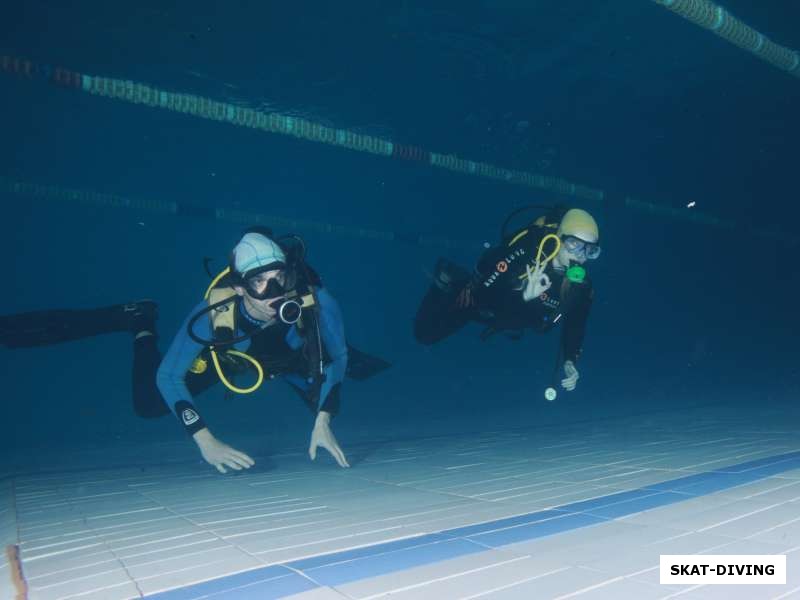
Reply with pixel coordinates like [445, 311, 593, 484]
[0, 227, 389, 473]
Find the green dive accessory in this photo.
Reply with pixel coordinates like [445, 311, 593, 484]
[566, 264, 586, 283]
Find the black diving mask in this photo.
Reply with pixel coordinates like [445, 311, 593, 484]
[242, 264, 307, 324]
[247, 276, 303, 324]
[243, 270, 288, 300]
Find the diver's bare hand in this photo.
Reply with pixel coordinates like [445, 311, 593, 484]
[193, 428, 255, 474]
[561, 360, 580, 391]
[522, 262, 552, 302]
[309, 411, 350, 468]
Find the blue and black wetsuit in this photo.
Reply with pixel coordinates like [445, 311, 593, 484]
[130, 287, 347, 433]
[1, 289, 374, 429]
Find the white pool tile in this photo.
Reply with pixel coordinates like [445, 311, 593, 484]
[26, 566, 136, 600]
[6, 406, 800, 600]
[23, 550, 119, 580]
[282, 587, 351, 600]
[459, 565, 617, 599]
[551, 572, 665, 600]
[337, 551, 566, 600]
[669, 584, 788, 599]
[135, 554, 266, 596]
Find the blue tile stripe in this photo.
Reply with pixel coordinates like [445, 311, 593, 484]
[144, 566, 314, 600]
[288, 532, 456, 571]
[144, 451, 800, 599]
[299, 538, 489, 587]
[465, 512, 608, 548]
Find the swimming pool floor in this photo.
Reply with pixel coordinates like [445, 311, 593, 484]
[4, 404, 800, 600]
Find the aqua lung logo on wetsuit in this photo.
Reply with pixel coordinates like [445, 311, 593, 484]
[539, 292, 560, 310]
[483, 248, 526, 288]
[181, 408, 200, 426]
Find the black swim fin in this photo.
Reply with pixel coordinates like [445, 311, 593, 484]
[345, 344, 391, 381]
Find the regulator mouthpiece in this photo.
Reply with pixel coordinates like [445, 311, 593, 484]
[277, 299, 302, 324]
[566, 264, 586, 283]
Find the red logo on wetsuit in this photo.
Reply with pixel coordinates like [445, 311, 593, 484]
[496, 261, 508, 272]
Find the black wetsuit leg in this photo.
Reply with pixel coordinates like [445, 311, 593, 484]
[0, 303, 219, 420]
[131, 335, 170, 418]
[132, 335, 219, 419]
[0, 303, 155, 348]
[414, 284, 474, 345]
[1, 307, 119, 348]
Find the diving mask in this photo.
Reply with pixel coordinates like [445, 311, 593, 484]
[245, 272, 304, 324]
[244, 269, 288, 300]
[561, 235, 601, 260]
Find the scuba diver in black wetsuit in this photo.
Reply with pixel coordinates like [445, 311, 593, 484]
[414, 207, 600, 398]
[0, 227, 389, 473]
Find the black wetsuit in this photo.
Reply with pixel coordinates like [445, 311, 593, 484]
[414, 225, 593, 363]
